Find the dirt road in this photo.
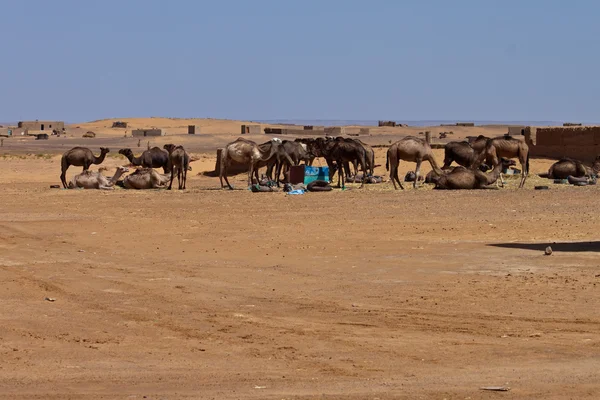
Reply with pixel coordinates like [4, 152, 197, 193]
[0, 150, 599, 399]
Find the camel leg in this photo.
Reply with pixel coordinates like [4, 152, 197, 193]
[414, 160, 423, 189]
[393, 160, 404, 190]
[60, 167, 68, 189]
[168, 167, 175, 190]
[177, 164, 182, 189]
[182, 167, 187, 190]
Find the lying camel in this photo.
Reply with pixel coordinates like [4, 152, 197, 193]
[541, 156, 600, 179]
[435, 158, 516, 190]
[60, 147, 110, 188]
[122, 168, 171, 189]
[68, 167, 129, 190]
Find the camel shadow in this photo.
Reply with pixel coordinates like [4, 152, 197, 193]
[488, 241, 600, 253]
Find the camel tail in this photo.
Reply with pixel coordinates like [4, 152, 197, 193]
[526, 151, 530, 173]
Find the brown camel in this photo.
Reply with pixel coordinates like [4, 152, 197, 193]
[435, 158, 516, 190]
[60, 147, 110, 188]
[443, 137, 490, 169]
[541, 156, 600, 180]
[118, 147, 171, 173]
[219, 138, 282, 190]
[386, 136, 443, 189]
[163, 144, 190, 190]
[473, 135, 529, 188]
[122, 168, 170, 189]
[68, 167, 129, 190]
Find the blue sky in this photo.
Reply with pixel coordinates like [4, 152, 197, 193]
[1, 0, 598, 122]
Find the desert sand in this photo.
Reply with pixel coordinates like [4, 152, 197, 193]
[0, 118, 598, 399]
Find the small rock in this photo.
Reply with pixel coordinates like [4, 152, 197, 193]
[529, 332, 542, 337]
[544, 246, 553, 256]
[44, 297, 56, 302]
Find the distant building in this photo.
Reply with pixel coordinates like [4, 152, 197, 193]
[132, 129, 164, 137]
[18, 120, 64, 132]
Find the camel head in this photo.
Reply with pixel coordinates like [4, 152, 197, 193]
[271, 137, 282, 144]
[100, 147, 110, 155]
[116, 166, 130, 173]
[163, 143, 176, 154]
[118, 148, 132, 157]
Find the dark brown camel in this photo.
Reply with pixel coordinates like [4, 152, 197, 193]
[540, 156, 600, 180]
[308, 137, 367, 188]
[60, 147, 110, 188]
[435, 158, 516, 190]
[386, 136, 443, 189]
[118, 147, 171, 173]
[473, 135, 529, 188]
[219, 138, 282, 190]
[163, 144, 190, 190]
[443, 138, 490, 169]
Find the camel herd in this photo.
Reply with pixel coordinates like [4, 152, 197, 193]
[58, 134, 600, 191]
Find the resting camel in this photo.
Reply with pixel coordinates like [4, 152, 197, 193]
[163, 144, 190, 190]
[68, 166, 129, 190]
[219, 138, 284, 190]
[122, 168, 170, 189]
[541, 156, 600, 179]
[473, 135, 529, 188]
[118, 147, 171, 173]
[435, 158, 516, 190]
[386, 136, 443, 189]
[60, 147, 110, 188]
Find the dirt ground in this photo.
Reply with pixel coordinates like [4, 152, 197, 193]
[1, 126, 599, 399]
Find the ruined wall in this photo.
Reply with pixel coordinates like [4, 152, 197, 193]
[525, 126, 600, 162]
[132, 129, 163, 137]
[17, 121, 64, 131]
[241, 125, 261, 134]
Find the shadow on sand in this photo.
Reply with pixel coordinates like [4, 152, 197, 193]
[488, 241, 600, 253]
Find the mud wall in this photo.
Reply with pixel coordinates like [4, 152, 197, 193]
[525, 126, 600, 162]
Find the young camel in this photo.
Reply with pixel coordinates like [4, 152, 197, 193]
[68, 166, 129, 190]
[474, 135, 529, 188]
[435, 158, 516, 190]
[163, 144, 190, 190]
[541, 156, 600, 179]
[60, 147, 110, 188]
[219, 138, 282, 190]
[118, 147, 171, 173]
[122, 168, 170, 189]
[386, 136, 443, 189]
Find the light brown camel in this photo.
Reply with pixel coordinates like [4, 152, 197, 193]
[474, 135, 529, 188]
[122, 168, 170, 189]
[163, 144, 190, 190]
[68, 167, 129, 190]
[386, 136, 443, 189]
[219, 138, 282, 190]
[541, 156, 600, 179]
[60, 147, 110, 188]
[435, 158, 516, 190]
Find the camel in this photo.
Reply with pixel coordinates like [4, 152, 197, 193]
[118, 147, 171, 173]
[68, 167, 129, 190]
[443, 140, 487, 169]
[308, 137, 368, 188]
[122, 168, 171, 189]
[473, 135, 529, 188]
[541, 156, 600, 180]
[163, 144, 190, 190]
[60, 147, 110, 188]
[386, 136, 443, 189]
[435, 158, 516, 190]
[219, 138, 285, 190]
[256, 140, 295, 186]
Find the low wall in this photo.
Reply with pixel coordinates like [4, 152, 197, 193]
[525, 126, 600, 162]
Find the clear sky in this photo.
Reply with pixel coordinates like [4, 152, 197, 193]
[1, 0, 598, 122]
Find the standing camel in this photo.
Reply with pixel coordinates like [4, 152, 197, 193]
[219, 138, 282, 190]
[473, 135, 529, 188]
[118, 147, 171, 173]
[60, 147, 110, 188]
[386, 136, 443, 189]
[163, 144, 190, 190]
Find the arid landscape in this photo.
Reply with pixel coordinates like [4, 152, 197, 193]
[1, 118, 599, 399]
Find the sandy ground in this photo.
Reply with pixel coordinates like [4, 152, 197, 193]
[1, 121, 599, 399]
